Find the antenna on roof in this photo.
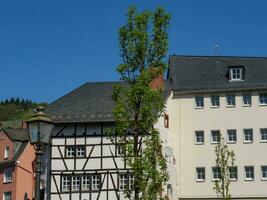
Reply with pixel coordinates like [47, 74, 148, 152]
[213, 43, 219, 56]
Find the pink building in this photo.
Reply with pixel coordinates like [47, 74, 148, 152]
[0, 128, 35, 200]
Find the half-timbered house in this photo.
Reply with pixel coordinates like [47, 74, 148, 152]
[46, 81, 173, 200]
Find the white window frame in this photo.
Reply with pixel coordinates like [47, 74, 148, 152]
[196, 167, 205, 182]
[76, 146, 85, 157]
[211, 130, 220, 144]
[259, 93, 267, 105]
[3, 168, 12, 183]
[261, 166, 267, 180]
[226, 95, 235, 107]
[260, 129, 267, 142]
[195, 131, 204, 145]
[72, 176, 80, 191]
[81, 175, 90, 191]
[62, 176, 71, 192]
[92, 175, 101, 190]
[195, 96, 204, 108]
[243, 93, 252, 106]
[211, 95, 220, 108]
[229, 68, 243, 81]
[119, 174, 128, 190]
[227, 129, 237, 144]
[212, 167, 221, 181]
[3, 192, 11, 200]
[243, 129, 253, 143]
[66, 147, 75, 157]
[4, 146, 10, 159]
[229, 166, 238, 181]
[244, 166, 254, 181]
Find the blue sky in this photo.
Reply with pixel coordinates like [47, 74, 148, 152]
[1, 0, 267, 103]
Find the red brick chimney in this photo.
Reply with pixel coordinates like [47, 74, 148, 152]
[150, 74, 164, 90]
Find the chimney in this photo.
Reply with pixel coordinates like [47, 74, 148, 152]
[150, 74, 164, 90]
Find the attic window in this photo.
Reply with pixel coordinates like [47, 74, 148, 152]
[229, 67, 244, 81]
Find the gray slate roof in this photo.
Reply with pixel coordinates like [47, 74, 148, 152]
[168, 55, 267, 94]
[46, 81, 171, 123]
[46, 82, 126, 123]
[3, 128, 29, 142]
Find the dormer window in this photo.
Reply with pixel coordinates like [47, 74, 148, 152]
[229, 67, 244, 81]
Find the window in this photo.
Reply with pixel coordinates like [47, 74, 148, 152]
[195, 96, 204, 108]
[4, 168, 12, 183]
[259, 94, 267, 105]
[227, 129, 237, 143]
[211, 130, 220, 144]
[72, 176, 80, 191]
[129, 174, 134, 189]
[243, 93, 252, 106]
[229, 68, 243, 81]
[195, 131, 204, 144]
[92, 175, 101, 190]
[167, 184, 173, 198]
[82, 176, 90, 191]
[229, 166, 238, 181]
[164, 114, 169, 128]
[3, 192, 11, 200]
[260, 129, 267, 142]
[245, 166, 254, 180]
[244, 129, 253, 143]
[66, 147, 75, 157]
[196, 167, 205, 181]
[4, 147, 10, 159]
[261, 166, 267, 180]
[211, 95, 220, 107]
[119, 174, 128, 190]
[62, 176, 71, 192]
[212, 167, 221, 181]
[226, 95, 235, 107]
[76, 147, 85, 157]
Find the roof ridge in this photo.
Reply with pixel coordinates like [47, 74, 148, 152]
[169, 55, 267, 59]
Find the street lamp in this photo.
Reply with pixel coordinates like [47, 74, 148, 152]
[26, 106, 54, 200]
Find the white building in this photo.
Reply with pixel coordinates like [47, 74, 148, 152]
[165, 55, 267, 199]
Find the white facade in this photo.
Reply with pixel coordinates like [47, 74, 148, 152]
[165, 90, 267, 199]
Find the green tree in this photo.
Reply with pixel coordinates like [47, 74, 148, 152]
[213, 135, 235, 200]
[111, 6, 170, 200]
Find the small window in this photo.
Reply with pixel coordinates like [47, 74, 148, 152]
[4, 168, 12, 183]
[92, 175, 101, 190]
[72, 176, 80, 191]
[129, 174, 134, 189]
[244, 129, 253, 143]
[119, 174, 128, 190]
[196, 167, 205, 182]
[227, 129, 237, 143]
[229, 68, 243, 81]
[211, 130, 220, 144]
[226, 95, 235, 107]
[164, 114, 169, 128]
[229, 166, 238, 181]
[245, 166, 254, 180]
[82, 176, 90, 191]
[261, 166, 267, 180]
[62, 176, 71, 192]
[4, 147, 10, 159]
[3, 192, 11, 200]
[260, 129, 267, 142]
[243, 93, 252, 106]
[259, 94, 267, 105]
[211, 95, 220, 107]
[66, 147, 75, 157]
[195, 131, 204, 144]
[195, 96, 204, 108]
[167, 184, 173, 198]
[76, 147, 85, 157]
[212, 167, 221, 181]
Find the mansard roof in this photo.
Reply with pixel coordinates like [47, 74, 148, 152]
[46, 81, 171, 123]
[168, 55, 267, 94]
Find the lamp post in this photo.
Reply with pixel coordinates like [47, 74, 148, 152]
[26, 106, 54, 200]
